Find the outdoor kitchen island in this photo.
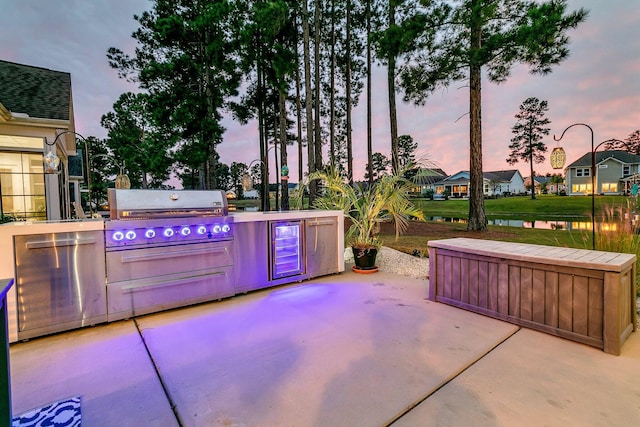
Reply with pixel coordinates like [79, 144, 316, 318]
[0, 194, 344, 343]
[231, 209, 345, 292]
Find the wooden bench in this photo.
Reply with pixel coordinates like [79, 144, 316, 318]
[428, 238, 637, 355]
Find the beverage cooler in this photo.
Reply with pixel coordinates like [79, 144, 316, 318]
[270, 221, 305, 280]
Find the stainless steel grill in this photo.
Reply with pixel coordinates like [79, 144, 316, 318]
[106, 189, 232, 249]
[105, 189, 235, 321]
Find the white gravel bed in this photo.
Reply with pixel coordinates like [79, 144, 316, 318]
[344, 246, 429, 280]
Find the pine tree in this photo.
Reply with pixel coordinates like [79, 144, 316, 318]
[393, 0, 587, 230]
[507, 97, 551, 200]
[107, 0, 244, 189]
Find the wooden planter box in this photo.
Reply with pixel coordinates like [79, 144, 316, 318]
[428, 238, 637, 355]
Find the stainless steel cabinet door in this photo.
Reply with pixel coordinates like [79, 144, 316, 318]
[305, 217, 339, 278]
[14, 231, 107, 339]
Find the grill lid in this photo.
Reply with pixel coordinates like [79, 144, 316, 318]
[108, 189, 228, 219]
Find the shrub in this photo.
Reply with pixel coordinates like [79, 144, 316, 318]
[594, 200, 640, 297]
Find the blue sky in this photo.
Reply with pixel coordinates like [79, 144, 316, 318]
[1, 0, 638, 183]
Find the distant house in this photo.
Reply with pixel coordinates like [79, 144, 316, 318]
[429, 169, 525, 197]
[243, 189, 259, 199]
[523, 176, 552, 195]
[410, 167, 447, 196]
[548, 177, 566, 195]
[0, 60, 78, 220]
[564, 150, 640, 195]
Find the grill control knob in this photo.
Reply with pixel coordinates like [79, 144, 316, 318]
[145, 229, 156, 239]
[163, 228, 174, 238]
[221, 224, 231, 233]
[180, 226, 191, 236]
[113, 231, 124, 241]
[212, 225, 222, 234]
[125, 230, 137, 240]
[196, 225, 207, 235]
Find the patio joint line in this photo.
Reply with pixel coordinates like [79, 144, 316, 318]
[134, 318, 184, 427]
[384, 326, 522, 426]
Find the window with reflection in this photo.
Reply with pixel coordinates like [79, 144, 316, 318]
[571, 183, 592, 194]
[0, 150, 47, 220]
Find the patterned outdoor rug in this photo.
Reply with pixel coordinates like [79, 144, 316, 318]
[12, 396, 81, 427]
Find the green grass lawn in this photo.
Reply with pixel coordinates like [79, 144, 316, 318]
[382, 193, 640, 253]
[414, 194, 633, 220]
[378, 221, 591, 253]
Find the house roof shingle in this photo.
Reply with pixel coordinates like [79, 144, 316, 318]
[0, 60, 71, 121]
[566, 150, 640, 168]
[483, 169, 520, 182]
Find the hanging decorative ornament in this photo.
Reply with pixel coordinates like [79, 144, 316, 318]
[115, 162, 131, 189]
[115, 173, 131, 189]
[550, 146, 567, 169]
[43, 150, 60, 174]
[241, 173, 253, 191]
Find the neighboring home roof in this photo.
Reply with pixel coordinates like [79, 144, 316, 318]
[0, 60, 71, 121]
[412, 167, 447, 184]
[533, 176, 550, 184]
[566, 150, 640, 168]
[437, 169, 520, 184]
[436, 177, 469, 185]
[483, 169, 521, 182]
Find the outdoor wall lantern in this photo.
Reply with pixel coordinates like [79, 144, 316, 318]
[44, 134, 62, 174]
[43, 149, 61, 174]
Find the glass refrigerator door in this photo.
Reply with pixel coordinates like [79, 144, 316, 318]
[271, 221, 305, 279]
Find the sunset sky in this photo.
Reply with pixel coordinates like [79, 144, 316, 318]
[1, 0, 638, 185]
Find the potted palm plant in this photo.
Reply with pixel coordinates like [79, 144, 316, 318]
[303, 167, 425, 272]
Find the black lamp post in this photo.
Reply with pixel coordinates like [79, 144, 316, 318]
[46, 130, 91, 216]
[242, 159, 273, 211]
[554, 124, 633, 250]
[554, 123, 594, 248]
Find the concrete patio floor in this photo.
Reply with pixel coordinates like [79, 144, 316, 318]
[9, 270, 640, 426]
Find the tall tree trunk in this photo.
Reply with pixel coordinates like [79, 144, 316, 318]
[314, 0, 323, 178]
[279, 90, 289, 210]
[529, 130, 535, 200]
[257, 43, 269, 211]
[303, 0, 316, 203]
[346, 0, 353, 184]
[204, 31, 218, 190]
[388, 2, 399, 175]
[468, 0, 487, 231]
[329, 0, 336, 168]
[295, 10, 303, 183]
[273, 114, 280, 211]
[366, 0, 373, 186]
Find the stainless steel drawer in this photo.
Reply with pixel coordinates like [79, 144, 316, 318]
[106, 241, 234, 283]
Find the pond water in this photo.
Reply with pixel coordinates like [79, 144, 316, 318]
[428, 216, 596, 231]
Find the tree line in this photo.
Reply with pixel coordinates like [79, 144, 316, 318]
[86, 0, 587, 230]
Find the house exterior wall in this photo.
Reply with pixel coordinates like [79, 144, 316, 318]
[509, 173, 525, 194]
[566, 158, 639, 195]
[567, 167, 592, 195]
[596, 158, 624, 194]
[431, 170, 525, 197]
